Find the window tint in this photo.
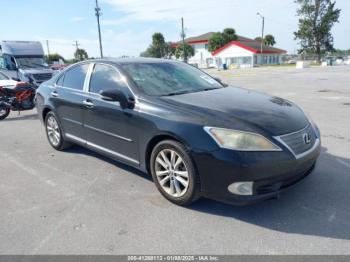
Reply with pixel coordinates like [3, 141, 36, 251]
[56, 74, 64, 86]
[89, 64, 126, 94]
[62, 64, 89, 90]
[121, 62, 222, 96]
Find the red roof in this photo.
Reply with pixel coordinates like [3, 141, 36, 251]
[212, 41, 286, 55]
[171, 32, 286, 55]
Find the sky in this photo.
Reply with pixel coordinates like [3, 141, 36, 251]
[0, 0, 349, 59]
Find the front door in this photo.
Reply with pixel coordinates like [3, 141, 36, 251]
[51, 63, 90, 142]
[83, 63, 139, 166]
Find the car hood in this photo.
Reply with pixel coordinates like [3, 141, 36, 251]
[161, 87, 308, 136]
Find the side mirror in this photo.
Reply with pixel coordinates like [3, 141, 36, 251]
[213, 77, 228, 87]
[100, 88, 134, 109]
[12, 77, 21, 81]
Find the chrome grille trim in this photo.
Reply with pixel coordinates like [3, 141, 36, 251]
[33, 73, 53, 83]
[274, 124, 319, 159]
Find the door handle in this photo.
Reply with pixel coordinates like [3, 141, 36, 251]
[83, 99, 94, 108]
[51, 91, 59, 97]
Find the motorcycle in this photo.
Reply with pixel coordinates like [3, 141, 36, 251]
[0, 82, 36, 120]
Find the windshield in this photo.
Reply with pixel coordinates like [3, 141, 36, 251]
[121, 62, 223, 96]
[15, 57, 47, 69]
[0, 72, 9, 80]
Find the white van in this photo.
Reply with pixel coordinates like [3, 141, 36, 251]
[0, 41, 54, 86]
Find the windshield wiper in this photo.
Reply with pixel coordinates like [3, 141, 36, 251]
[163, 91, 190, 96]
[164, 87, 221, 96]
[202, 87, 221, 91]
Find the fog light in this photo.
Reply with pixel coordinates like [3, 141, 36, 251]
[228, 182, 253, 196]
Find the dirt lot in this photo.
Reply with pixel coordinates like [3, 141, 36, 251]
[1, 65, 350, 254]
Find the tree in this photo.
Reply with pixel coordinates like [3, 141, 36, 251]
[294, 0, 341, 62]
[151, 33, 166, 58]
[45, 53, 65, 64]
[140, 33, 173, 58]
[174, 43, 194, 60]
[223, 28, 238, 43]
[208, 28, 238, 52]
[264, 34, 276, 46]
[74, 48, 88, 61]
[255, 35, 276, 46]
[254, 37, 263, 42]
[164, 42, 176, 59]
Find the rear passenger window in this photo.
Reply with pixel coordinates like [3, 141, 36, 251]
[62, 64, 89, 90]
[89, 64, 126, 94]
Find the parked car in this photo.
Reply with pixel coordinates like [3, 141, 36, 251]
[50, 63, 69, 71]
[335, 57, 344, 65]
[35, 58, 321, 206]
[287, 59, 297, 64]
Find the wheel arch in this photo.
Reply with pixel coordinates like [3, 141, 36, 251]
[144, 133, 192, 174]
[42, 106, 52, 122]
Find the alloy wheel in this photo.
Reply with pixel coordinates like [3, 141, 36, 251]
[46, 116, 61, 147]
[155, 149, 189, 197]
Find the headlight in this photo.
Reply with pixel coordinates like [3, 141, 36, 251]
[204, 127, 281, 151]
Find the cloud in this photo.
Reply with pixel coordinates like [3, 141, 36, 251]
[101, 0, 238, 35]
[35, 28, 154, 59]
[71, 17, 85, 22]
[100, 0, 300, 50]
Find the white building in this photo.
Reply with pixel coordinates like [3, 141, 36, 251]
[172, 32, 286, 68]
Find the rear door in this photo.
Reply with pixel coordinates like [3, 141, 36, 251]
[83, 63, 139, 165]
[50, 63, 91, 143]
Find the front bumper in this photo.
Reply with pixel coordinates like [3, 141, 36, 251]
[191, 138, 321, 206]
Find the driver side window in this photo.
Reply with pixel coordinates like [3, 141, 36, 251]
[0, 56, 5, 69]
[89, 64, 127, 94]
[2, 55, 16, 70]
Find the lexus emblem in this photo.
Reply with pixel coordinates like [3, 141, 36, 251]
[303, 133, 311, 144]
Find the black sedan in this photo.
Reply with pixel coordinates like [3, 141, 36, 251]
[35, 58, 321, 206]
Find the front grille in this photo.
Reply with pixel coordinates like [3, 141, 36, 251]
[279, 125, 316, 155]
[32, 73, 53, 83]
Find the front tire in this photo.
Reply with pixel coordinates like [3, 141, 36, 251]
[45, 111, 72, 150]
[0, 106, 10, 120]
[150, 140, 201, 206]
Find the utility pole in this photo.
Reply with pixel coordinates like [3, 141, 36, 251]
[46, 40, 50, 59]
[73, 40, 81, 59]
[257, 12, 265, 65]
[74, 40, 80, 52]
[95, 0, 103, 58]
[181, 17, 187, 63]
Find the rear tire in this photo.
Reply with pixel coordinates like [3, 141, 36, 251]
[45, 111, 72, 150]
[0, 106, 10, 120]
[150, 140, 201, 206]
